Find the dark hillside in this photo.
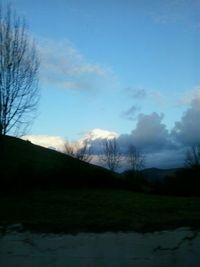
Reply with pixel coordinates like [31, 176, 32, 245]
[0, 135, 121, 191]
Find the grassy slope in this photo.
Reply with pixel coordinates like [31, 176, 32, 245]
[0, 188, 200, 233]
[0, 135, 105, 174]
[0, 135, 120, 188]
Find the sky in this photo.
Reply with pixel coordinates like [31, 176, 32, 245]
[3, 0, 200, 169]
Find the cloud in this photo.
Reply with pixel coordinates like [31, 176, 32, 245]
[22, 118, 186, 170]
[117, 112, 182, 168]
[177, 87, 200, 106]
[145, 148, 185, 169]
[129, 112, 171, 152]
[22, 135, 66, 152]
[121, 105, 140, 121]
[23, 95, 200, 170]
[78, 128, 119, 155]
[80, 128, 119, 142]
[172, 90, 200, 145]
[89, 113, 183, 169]
[124, 86, 166, 108]
[125, 87, 147, 99]
[22, 129, 119, 157]
[38, 39, 113, 90]
[85, 114, 178, 168]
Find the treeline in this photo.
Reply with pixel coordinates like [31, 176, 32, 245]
[1, 159, 200, 197]
[101, 140, 200, 196]
[122, 144, 200, 196]
[122, 168, 200, 196]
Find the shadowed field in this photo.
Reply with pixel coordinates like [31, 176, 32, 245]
[1, 188, 200, 233]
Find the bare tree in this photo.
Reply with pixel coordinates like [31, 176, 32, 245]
[100, 138, 121, 171]
[76, 141, 93, 162]
[64, 141, 76, 157]
[64, 140, 93, 163]
[0, 4, 39, 136]
[185, 144, 200, 169]
[127, 144, 145, 171]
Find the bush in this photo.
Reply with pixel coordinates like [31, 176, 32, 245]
[123, 170, 151, 192]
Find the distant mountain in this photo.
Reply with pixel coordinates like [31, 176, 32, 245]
[141, 167, 181, 182]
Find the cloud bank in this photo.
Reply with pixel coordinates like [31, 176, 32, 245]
[91, 90, 200, 169]
[22, 89, 200, 170]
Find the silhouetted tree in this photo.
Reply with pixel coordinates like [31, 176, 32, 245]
[64, 141, 75, 157]
[100, 138, 121, 171]
[185, 144, 200, 169]
[76, 141, 93, 162]
[0, 4, 39, 136]
[64, 140, 93, 162]
[127, 144, 145, 171]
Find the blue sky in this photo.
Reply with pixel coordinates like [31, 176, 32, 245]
[3, 0, 200, 158]
[4, 0, 198, 138]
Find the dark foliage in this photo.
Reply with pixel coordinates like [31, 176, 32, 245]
[163, 168, 200, 196]
[122, 169, 151, 193]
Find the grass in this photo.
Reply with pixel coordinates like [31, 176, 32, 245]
[0, 135, 121, 190]
[0, 188, 200, 233]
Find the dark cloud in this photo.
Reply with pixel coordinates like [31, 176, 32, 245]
[89, 98, 200, 169]
[129, 112, 171, 152]
[172, 94, 200, 146]
[145, 148, 185, 169]
[116, 112, 184, 168]
[88, 112, 181, 169]
[121, 105, 140, 121]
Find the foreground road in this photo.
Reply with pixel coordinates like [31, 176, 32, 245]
[0, 227, 200, 267]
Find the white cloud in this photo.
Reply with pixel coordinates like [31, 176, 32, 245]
[80, 128, 119, 141]
[22, 135, 66, 152]
[77, 128, 119, 153]
[38, 39, 113, 91]
[22, 129, 119, 155]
